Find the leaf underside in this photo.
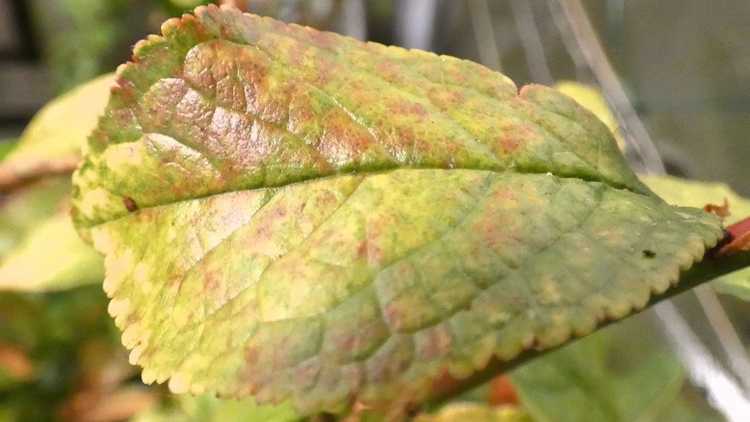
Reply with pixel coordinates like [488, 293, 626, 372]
[72, 5, 723, 415]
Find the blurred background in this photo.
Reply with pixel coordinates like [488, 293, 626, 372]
[1, 0, 748, 193]
[0, 0, 749, 421]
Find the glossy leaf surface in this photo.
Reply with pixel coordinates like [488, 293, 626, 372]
[72, 5, 725, 415]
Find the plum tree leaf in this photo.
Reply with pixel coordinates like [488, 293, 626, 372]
[0, 210, 103, 291]
[0, 75, 113, 292]
[0, 73, 114, 192]
[642, 175, 750, 301]
[71, 5, 727, 416]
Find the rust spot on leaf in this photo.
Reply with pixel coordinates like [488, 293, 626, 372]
[123, 197, 138, 212]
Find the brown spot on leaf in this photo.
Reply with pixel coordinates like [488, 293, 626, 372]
[123, 197, 138, 212]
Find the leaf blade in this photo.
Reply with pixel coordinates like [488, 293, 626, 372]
[72, 5, 728, 416]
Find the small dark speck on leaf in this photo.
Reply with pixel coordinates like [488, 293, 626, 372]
[123, 197, 138, 212]
[642, 249, 656, 258]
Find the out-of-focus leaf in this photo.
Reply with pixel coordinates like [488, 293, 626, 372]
[0, 286, 121, 421]
[554, 81, 625, 151]
[642, 175, 750, 301]
[0, 75, 112, 291]
[0, 73, 114, 191]
[511, 314, 684, 422]
[72, 6, 726, 416]
[0, 177, 70, 256]
[130, 395, 299, 422]
[0, 140, 16, 161]
[0, 210, 103, 291]
[414, 403, 532, 422]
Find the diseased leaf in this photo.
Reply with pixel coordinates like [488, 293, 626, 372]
[511, 314, 684, 422]
[0, 73, 114, 192]
[642, 175, 750, 301]
[72, 5, 726, 416]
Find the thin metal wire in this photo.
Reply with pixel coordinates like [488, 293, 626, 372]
[467, 0, 502, 70]
[549, 0, 665, 174]
[549, 1, 750, 418]
[653, 302, 750, 422]
[508, 0, 553, 85]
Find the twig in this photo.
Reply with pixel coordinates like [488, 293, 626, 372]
[0, 156, 79, 194]
[553, 0, 665, 174]
[550, 2, 750, 417]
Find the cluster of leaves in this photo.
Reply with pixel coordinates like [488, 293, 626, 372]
[2, 5, 750, 421]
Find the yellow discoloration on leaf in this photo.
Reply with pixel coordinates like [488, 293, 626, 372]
[69, 6, 729, 418]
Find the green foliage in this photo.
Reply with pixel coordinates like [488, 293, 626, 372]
[0, 75, 113, 292]
[511, 314, 684, 422]
[69, 6, 731, 418]
[415, 403, 532, 422]
[0, 286, 125, 422]
[132, 394, 299, 422]
[642, 175, 750, 300]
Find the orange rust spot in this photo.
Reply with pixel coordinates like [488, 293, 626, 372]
[388, 100, 428, 118]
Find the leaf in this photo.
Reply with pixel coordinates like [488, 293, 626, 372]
[0, 210, 103, 291]
[510, 314, 684, 422]
[0, 140, 16, 162]
[0, 73, 114, 192]
[131, 395, 299, 422]
[414, 403, 532, 422]
[72, 5, 726, 416]
[0, 74, 112, 292]
[0, 177, 70, 257]
[642, 175, 750, 300]
[553, 82, 625, 151]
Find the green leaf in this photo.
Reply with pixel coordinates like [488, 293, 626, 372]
[0, 210, 103, 291]
[511, 314, 684, 422]
[72, 6, 726, 416]
[414, 403, 532, 422]
[0, 73, 114, 192]
[0, 177, 70, 257]
[131, 395, 299, 422]
[642, 175, 750, 300]
[0, 140, 16, 162]
[553, 81, 625, 151]
[0, 75, 113, 292]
